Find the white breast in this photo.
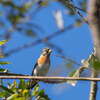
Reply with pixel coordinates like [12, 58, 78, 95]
[34, 62, 50, 76]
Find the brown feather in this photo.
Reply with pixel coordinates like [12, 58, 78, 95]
[38, 54, 50, 65]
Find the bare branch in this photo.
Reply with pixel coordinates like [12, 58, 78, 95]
[53, 54, 81, 66]
[4, 24, 75, 56]
[0, 76, 100, 82]
[66, 1, 91, 27]
[0, 72, 28, 76]
[73, 6, 88, 13]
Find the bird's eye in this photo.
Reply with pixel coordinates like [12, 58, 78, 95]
[46, 50, 48, 53]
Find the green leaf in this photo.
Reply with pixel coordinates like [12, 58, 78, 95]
[0, 85, 14, 94]
[36, 89, 50, 100]
[33, 84, 40, 93]
[22, 89, 29, 98]
[0, 40, 6, 45]
[6, 81, 17, 97]
[18, 79, 26, 90]
[67, 68, 84, 86]
[32, 84, 40, 97]
[92, 60, 100, 70]
[0, 91, 6, 98]
[6, 93, 18, 100]
[0, 68, 7, 72]
[0, 61, 11, 65]
[7, 82, 11, 89]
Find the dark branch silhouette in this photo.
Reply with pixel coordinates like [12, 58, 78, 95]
[5, 24, 75, 56]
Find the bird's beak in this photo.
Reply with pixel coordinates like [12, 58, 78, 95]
[49, 49, 52, 53]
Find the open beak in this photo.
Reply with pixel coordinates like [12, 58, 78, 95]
[49, 49, 52, 53]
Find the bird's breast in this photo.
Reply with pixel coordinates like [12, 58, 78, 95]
[34, 62, 50, 76]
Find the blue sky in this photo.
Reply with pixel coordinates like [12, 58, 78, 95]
[0, 0, 100, 100]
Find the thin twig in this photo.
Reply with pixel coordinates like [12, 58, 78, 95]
[0, 76, 100, 81]
[0, 72, 28, 76]
[74, 6, 88, 13]
[66, 1, 91, 27]
[54, 54, 99, 73]
[53, 54, 81, 66]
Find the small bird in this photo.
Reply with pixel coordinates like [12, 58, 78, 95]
[27, 47, 52, 89]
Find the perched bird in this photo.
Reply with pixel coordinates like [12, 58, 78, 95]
[27, 47, 52, 89]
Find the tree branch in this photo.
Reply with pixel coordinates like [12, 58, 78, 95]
[0, 76, 100, 81]
[0, 72, 28, 76]
[4, 24, 75, 56]
[53, 54, 99, 73]
[88, 0, 100, 100]
[53, 54, 82, 66]
[66, 1, 91, 27]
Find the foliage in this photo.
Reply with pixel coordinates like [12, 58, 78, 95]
[0, 40, 10, 72]
[0, 0, 43, 41]
[0, 80, 50, 100]
[67, 53, 93, 86]
[67, 67, 84, 86]
[0, 40, 6, 46]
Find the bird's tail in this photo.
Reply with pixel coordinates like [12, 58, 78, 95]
[26, 80, 38, 90]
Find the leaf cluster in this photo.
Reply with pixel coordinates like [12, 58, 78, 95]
[0, 79, 50, 100]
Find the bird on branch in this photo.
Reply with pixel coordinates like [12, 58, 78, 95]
[27, 47, 52, 89]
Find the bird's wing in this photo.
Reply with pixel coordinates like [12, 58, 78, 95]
[27, 62, 38, 90]
[31, 62, 38, 76]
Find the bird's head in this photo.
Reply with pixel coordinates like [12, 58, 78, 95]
[41, 47, 52, 56]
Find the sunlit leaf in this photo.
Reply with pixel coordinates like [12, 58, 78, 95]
[0, 91, 6, 98]
[0, 61, 11, 65]
[22, 89, 29, 98]
[0, 40, 6, 45]
[32, 84, 40, 97]
[7, 82, 11, 89]
[9, 80, 18, 92]
[6, 93, 18, 100]
[67, 67, 84, 86]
